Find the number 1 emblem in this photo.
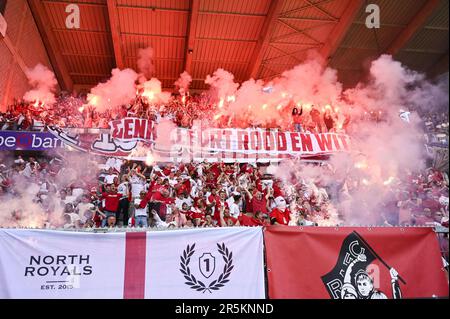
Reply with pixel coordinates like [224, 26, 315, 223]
[199, 253, 216, 279]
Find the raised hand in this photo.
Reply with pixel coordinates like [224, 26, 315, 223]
[389, 267, 399, 280]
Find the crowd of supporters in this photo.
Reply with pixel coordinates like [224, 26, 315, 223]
[0, 92, 448, 265]
[0, 153, 447, 230]
[0, 92, 354, 133]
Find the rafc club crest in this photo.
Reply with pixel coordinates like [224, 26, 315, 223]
[321, 231, 404, 299]
[179, 243, 234, 293]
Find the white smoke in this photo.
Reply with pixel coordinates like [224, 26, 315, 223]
[87, 68, 138, 112]
[23, 64, 58, 105]
[137, 46, 155, 80]
[174, 71, 193, 95]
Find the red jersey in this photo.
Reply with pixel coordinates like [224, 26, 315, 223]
[213, 201, 228, 223]
[239, 214, 267, 226]
[221, 216, 238, 226]
[251, 197, 268, 214]
[101, 192, 120, 212]
[151, 192, 175, 204]
[270, 208, 290, 225]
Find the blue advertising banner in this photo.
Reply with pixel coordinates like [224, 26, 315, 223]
[0, 131, 64, 151]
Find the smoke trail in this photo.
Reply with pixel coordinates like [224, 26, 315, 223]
[174, 71, 193, 95]
[205, 68, 239, 102]
[137, 46, 155, 80]
[268, 54, 448, 225]
[87, 68, 138, 112]
[23, 64, 58, 105]
[139, 78, 171, 104]
[0, 152, 103, 228]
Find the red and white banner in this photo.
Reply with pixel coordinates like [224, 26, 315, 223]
[0, 227, 265, 299]
[47, 117, 350, 163]
[264, 226, 449, 299]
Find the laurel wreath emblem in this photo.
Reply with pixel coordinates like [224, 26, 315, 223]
[179, 243, 234, 293]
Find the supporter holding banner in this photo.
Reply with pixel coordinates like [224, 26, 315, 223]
[264, 227, 449, 299]
[47, 118, 351, 163]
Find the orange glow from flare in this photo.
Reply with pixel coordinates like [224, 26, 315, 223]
[214, 114, 222, 120]
[78, 106, 85, 113]
[277, 104, 282, 110]
[88, 95, 98, 106]
[218, 99, 224, 108]
[383, 176, 395, 185]
[354, 161, 368, 169]
[262, 104, 268, 110]
[226, 95, 235, 102]
[182, 95, 186, 104]
[143, 90, 155, 101]
[303, 103, 311, 111]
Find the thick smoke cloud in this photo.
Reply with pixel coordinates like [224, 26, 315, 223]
[0, 152, 103, 228]
[23, 64, 58, 105]
[87, 68, 138, 112]
[174, 71, 192, 95]
[205, 68, 239, 102]
[139, 78, 171, 105]
[137, 46, 155, 80]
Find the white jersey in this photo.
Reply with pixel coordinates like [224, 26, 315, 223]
[104, 174, 118, 184]
[117, 182, 129, 198]
[130, 175, 145, 198]
[229, 202, 241, 218]
[134, 199, 148, 217]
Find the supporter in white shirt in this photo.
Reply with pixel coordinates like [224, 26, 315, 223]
[227, 193, 242, 218]
[21, 163, 34, 178]
[76, 194, 95, 219]
[104, 167, 118, 185]
[105, 157, 116, 170]
[129, 170, 146, 199]
[117, 177, 129, 199]
[133, 192, 148, 227]
[72, 187, 85, 200]
[175, 193, 193, 210]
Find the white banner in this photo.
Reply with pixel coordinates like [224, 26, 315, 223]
[48, 118, 351, 163]
[0, 228, 266, 299]
[145, 227, 265, 299]
[0, 229, 126, 299]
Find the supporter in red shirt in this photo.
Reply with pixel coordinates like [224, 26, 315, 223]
[212, 190, 229, 223]
[244, 188, 270, 214]
[239, 211, 269, 227]
[270, 196, 291, 225]
[272, 180, 285, 198]
[101, 184, 120, 213]
[206, 187, 220, 217]
[219, 205, 240, 227]
[174, 176, 189, 195]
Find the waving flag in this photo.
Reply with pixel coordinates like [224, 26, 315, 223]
[264, 226, 448, 299]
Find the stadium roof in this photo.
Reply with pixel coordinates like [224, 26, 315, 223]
[27, 0, 449, 93]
